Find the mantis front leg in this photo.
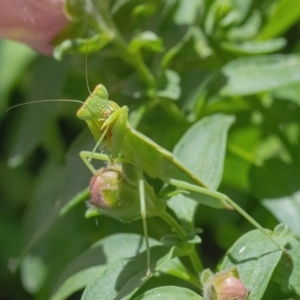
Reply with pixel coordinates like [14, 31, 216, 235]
[136, 166, 151, 277]
[80, 151, 116, 175]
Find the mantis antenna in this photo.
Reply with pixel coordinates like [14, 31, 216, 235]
[7, 38, 92, 113]
[6, 99, 84, 112]
[85, 38, 92, 95]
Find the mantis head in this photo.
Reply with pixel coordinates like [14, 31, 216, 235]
[76, 84, 119, 121]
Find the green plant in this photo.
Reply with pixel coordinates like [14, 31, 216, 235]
[1, 1, 300, 299]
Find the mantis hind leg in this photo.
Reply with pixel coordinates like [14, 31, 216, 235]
[169, 178, 287, 254]
[136, 167, 151, 277]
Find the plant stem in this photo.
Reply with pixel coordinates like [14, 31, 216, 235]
[95, 2, 156, 92]
[158, 210, 203, 273]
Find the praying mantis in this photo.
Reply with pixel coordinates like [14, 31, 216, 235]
[75, 83, 287, 275]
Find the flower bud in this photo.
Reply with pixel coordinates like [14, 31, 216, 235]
[201, 268, 249, 300]
[89, 163, 165, 222]
[0, 0, 68, 54]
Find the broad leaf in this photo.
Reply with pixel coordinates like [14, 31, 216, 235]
[81, 246, 174, 300]
[258, 0, 300, 39]
[221, 54, 300, 96]
[51, 234, 160, 300]
[174, 114, 235, 190]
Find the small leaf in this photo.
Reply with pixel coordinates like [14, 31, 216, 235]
[173, 0, 203, 25]
[54, 34, 111, 60]
[128, 31, 163, 54]
[221, 38, 286, 55]
[159, 258, 200, 289]
[133, 286, 203, 300]
[227, 10, 261, 41]
[167, 194, 199, 230]
[262, 190, 300, 238]
[21, 255, 47, 294]
[157, 69, 181, 100]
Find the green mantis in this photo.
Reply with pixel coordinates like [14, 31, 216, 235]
[76, 83, 287, 275]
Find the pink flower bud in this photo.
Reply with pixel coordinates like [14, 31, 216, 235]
[201, 268, 249, 300]
[216, 277, 249, 300]
[0, 0, 68, 54]
[89, 163, 165, 222]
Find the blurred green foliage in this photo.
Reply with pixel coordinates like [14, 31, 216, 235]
[1, 0, 300, 299]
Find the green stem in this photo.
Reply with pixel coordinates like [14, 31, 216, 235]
[158, 210, 203, 273]
[95, 3, 156, 92]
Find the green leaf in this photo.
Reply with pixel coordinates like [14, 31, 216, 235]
[161, 29, 192, 69]
[227, 10, 261, 41]
[262, 191, 300, 238]
[81, 246, 174, 300]
[167, 195, 199, 230]
[51, 234, 160, 300]
[54, 34, 112, 60]
[258, 0, 300, 39]
[221, 227, 289, 300]
[0, 40, 36, 115]
[20, 255, 47, 294]
[169, 114, 235, 221]
[221, 38, 286, 55]
[133, 286, 203, 300]
[157, 69, 181, 100]
[21, 131, 93, 257]
[21, 161, 65, 253]
[173, 0, 203, 25]
[221, 54, 300, 96]
[128, 31, 163, 54]
[159, 258, 200, 289]
[272, 235, 300, 296]
[51, 266, 106, 300]
[174, 114, 235, 190]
